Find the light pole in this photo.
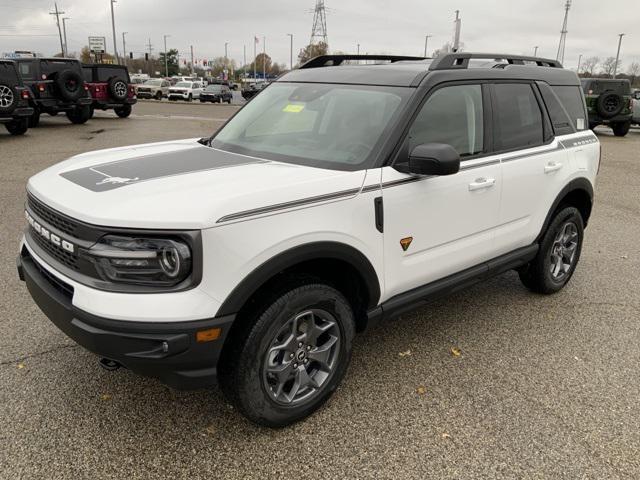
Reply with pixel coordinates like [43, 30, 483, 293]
[62, 17, 70, 57]
[613, 33, 625, 78]
[122, 31, 127, 66]
[110, 0, 119, 64]
[577, 53, 582, 74]
[424, 35, 432, 57]
[287, 33, 293, 70]
[163, 34, 171, 77]
[533, 46, 539, 57]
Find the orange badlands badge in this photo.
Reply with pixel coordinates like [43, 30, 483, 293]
[400, 237, 413, 251]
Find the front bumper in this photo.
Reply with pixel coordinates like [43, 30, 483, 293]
[136, 91, 157, 98]
[18, 247, 234, 390]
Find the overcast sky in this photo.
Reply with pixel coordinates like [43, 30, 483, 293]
[1, 0, 638, 72]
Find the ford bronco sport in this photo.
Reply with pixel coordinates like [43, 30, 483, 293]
[581, 78, 633, 136]
[82, 64, 137, 118]
[14, 57, 92, 127]
[18, 53, 599, 427]
[0, 60, 33, 135]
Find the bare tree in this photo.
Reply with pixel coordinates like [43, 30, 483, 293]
[297, 42, 328, 65]
[581, 56, 599, 76]
[601, 56, 619, 77]
[628, 62, 640, 85]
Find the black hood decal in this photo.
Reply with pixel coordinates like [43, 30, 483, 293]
[60, 145, 266, 192]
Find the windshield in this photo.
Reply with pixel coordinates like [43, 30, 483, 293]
[205, 85, 222, 92]
[175, 82, 192, 88]
[211, 82, 410, 170]
[145, 79, 163, 86]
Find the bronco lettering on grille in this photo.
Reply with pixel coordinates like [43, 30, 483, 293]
[25, 210, 75, 254]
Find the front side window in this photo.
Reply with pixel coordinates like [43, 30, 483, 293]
[407, 84, 484, 157]
[493, 83, 543, 151]
[211, 82, 411, 170]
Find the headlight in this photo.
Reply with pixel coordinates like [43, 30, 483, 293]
[81, 235, 192, 286]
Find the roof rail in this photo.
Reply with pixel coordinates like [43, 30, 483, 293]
[299, 54, 426, 69]
[429, 53, 563, 70]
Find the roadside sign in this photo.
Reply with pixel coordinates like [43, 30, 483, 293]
[88, 36, 106, 54]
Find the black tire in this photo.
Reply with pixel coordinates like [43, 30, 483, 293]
[5, 118, 28, 135]
[612, 121, 631, 137]
[52, 69, 84, 102]
[188, 93, 193, 102]
[0, 83, 17, 114]
[519, 206, 584, 294]
[48, 111, 59, 116]
[66, 105, 91, 124]
[199, 99, 205, 103]
[107, 77, 128, 102]
[88, 106, 95, 119]
[28, 108, 40, 128]
[155, 91, 163, 100]
[596, 91, 624, 119]
[219, 282, 355, 427]
[114, 104, 132, 118]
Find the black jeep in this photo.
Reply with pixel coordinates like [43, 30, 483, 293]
[82, 64, 137, 118]
[14, 57, 92, 127]
[0, 60, 33, 135]
[581, 78, 633, 136]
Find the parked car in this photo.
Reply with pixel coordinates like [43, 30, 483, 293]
[632, 90, 640, 126]
[18, 53, 599, 427]
[199, 84, 233, 103]
[82, 64, 137, 119]
[14, 57, 92, 126]
[241, 82, 268, 100]
[0, 59, 33, 135]
[581, 78, 633, 136]
[168, 81, 204, 101]
[136, 78, 171, 100]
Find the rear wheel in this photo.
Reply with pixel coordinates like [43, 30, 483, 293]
[5, 118, 28, 135]
[519, 206, 584, 294]
[155, 91, 163, 100]
[114, 104, 132, 118]
[66, 105, 91, 124]
[612, 121, 631, 137]
[188, 93, 193, 102]
[219, 283, 355, 427]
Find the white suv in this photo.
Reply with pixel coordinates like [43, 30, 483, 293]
[168, 81, 204, 101]
[18, 53, 599, 427]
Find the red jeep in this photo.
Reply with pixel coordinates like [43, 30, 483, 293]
[82, 64, 137, 118]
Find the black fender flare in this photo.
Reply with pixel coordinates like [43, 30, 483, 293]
[216, 242, 381, 317]
[536, 177, 594, 242]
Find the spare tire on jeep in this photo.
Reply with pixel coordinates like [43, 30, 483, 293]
[108, 76, 128, 101]
[0, 83, 17, 114]
[52, 69, 84, 102]
[596, 90, 624, 118]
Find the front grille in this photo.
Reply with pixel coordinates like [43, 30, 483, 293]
[25, 248, 74, 300]
[28, 194, 79, 237]
[29, 228, 79, 270]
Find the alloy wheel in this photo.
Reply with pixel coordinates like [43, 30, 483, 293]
[0, 85, 14, 108]
[549, 221, 579, 281]
[262, 309, 341, 406]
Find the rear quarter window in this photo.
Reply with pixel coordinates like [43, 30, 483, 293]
[16, 61, 36, 80]
[82, 68, 93, 82]
[551, 85, 587, 131]
[97, 67, 130, 82]
[538, 83, 575, 136]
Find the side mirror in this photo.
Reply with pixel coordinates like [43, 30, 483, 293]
[395, 143, 460, 176]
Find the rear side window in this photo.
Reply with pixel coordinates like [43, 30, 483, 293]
[408, 84, 484, 157]
[551, 86, 587, 131]
[493, 83, 543, 151]
[17, 62, 35, 80]
[538, 83, 574, 135]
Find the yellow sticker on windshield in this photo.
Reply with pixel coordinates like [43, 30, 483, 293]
[283, 104, 305, 113]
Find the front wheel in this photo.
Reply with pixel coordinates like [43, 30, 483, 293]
[187, 94, 192, 102]
[5, 118, 28, 135]
[612, 121, 631, 137]
[219, 283, 355, 427]
[155, 91, 163, 100]
[114, 104, 132, 118]
[519, 206, 584, 294]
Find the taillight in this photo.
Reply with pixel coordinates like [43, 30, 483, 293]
[21, 89, 30, 100]
[84, 85, 89, 91]
[95, 86, 101, 92]
[37, 83, 46, 92]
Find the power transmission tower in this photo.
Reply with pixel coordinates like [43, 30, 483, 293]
[49, 3, 65, 56]
[310, 0, 328, 46]
[556, 0, 571, 64]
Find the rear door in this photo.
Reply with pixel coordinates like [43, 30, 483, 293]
[381, 83, 502, 300]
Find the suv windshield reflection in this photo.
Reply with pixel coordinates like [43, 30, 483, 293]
[211, 82, 410, 170]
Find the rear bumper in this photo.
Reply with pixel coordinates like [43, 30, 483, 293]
[33, 97, 92, 110]
[92, 98, 137, 109]
[589, 113, 632, 125]
[0, 106, 33, 120]
[18, 247, 234, 390]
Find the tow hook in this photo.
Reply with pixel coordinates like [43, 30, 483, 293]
[99, 358, 121, 371]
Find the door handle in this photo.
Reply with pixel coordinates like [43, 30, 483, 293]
[544, 161, 563, 173]
[468, 177, 496, 191]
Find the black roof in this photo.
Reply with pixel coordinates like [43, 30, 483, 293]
[13, 57, 80, 63]
[0, 59, 15, 64]
[280, 52, 580, 88]
[82, 63, 127, 69]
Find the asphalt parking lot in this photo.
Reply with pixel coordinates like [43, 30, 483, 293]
[1, 102, 639, 479]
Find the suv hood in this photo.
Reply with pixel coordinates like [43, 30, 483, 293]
[27, 139, 367, 229]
